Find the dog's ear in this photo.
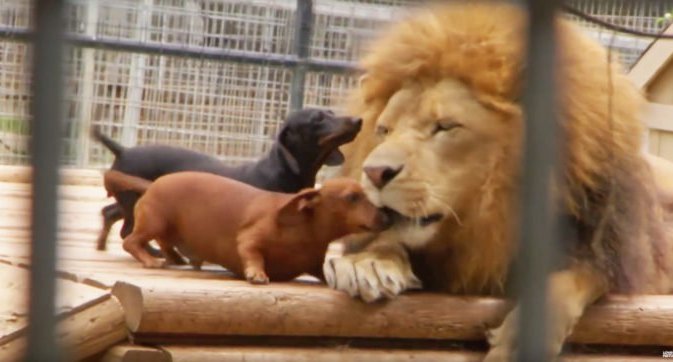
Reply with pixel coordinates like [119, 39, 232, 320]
[324, 149, 345, 166]
[277, 127, 301, 175]
[276, 188, 321, 226]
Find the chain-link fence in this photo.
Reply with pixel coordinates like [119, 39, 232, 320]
[0, 0, 670, 168]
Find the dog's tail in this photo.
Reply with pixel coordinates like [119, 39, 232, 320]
[91, 126, 124, 158]
[104, 170, 151, 196]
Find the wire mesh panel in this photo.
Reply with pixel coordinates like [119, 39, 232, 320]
[0, 0, 670, 168]
[0, 0, 31, 165]
[566, 0, 673, 67]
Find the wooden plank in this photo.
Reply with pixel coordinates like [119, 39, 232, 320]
[0, 182, 107, 201]
[0, 263, 110, 343]
[644, 102, 673, 132]
[161, 346, 662, 362]
[102, 345, 167, 362]
[0, 297, 127, 361]
[628, 23, 673, 89]
[645, 153, 673, 191]
[0, 262, 126, 361]
[165, 346, 480, 362]
[111, 281, 673, 347]
[0, 165, 104, 186]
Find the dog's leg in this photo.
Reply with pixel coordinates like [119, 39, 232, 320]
[122, 202, 165, 269]
[122, 231, 164, 269]
[189, 259, 204, 271]
[484, 263, 608, 361]
[237, 239, 268, 284]
[163, 248, 188, 266]
[96, 203, 123, 250]
[154, 238, 188, 267]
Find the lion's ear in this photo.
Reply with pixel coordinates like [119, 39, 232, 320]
[358, 74, 370, 90]
[358, 73, 377, 104]
[476, 93, 521, 118]
[358, 73, 373, 104]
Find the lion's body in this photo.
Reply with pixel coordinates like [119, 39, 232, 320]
[339, 2, 673, 297]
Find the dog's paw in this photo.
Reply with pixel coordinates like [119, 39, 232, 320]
[245, 269, 270, 285]
[323, 252, 421, 302]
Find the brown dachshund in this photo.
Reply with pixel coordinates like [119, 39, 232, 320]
[104, 170, 389, 283]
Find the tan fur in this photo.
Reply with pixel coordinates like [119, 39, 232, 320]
[340, 2, 673, 296]
[111, 171, 388, 282]
[326, 3, 673, 357]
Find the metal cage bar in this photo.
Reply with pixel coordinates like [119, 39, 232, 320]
[516, 0, 562, 360]
[290, 0, 315, 111]
[26, 0, 66, 360]
[0, 26, 357, 74]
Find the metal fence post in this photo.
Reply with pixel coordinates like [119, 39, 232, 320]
[76, 0, 99, 166]
[26, 0, 66, 360]
[516, 0, 562, 360]
[289, 0, 313, 111]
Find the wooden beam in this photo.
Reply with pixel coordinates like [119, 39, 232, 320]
[628, 23, 673, 89]
[0, 263, 127, 360]
[100, 345, 665, 362]
[111, 281, 673, 347]
[0, 296, 127, 361]
[644, 102, 673, 132]
[101, 345, 167, 362]
[0, 165, 103, 186]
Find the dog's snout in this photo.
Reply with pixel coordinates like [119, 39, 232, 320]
[351, 118, 362, 127]
[364, 165, 403, 189]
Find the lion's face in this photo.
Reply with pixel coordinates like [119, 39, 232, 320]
[360, 78, 517, 246]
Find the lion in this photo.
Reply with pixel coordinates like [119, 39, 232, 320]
[322, 2, 673, 360]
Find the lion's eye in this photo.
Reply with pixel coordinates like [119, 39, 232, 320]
[345, 193, 361, 203]
[375, 125, 390, 137]
[432, 120, 462, 135]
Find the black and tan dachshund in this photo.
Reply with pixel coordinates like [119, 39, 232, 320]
[93, 108, 362, 256]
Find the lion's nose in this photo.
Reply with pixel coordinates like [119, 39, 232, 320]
[364, 165, 403, 189]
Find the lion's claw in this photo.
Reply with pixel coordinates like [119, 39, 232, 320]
[323, 252, 421, 302]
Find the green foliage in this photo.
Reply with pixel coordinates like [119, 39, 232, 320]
[656, 11, 673, 27]
[0, 117, 29, 134]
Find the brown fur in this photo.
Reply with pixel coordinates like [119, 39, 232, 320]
[106, 170, 388, 283]
[330, 2, 673, 358]
[341, 2, 673, 295]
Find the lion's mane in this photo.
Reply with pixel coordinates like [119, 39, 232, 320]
[340, 2, 673, 294]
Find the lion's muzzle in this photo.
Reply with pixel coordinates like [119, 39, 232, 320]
[363, 165, 403, 189]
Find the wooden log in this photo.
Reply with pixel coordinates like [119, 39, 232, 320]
[101, 344, 167, 362]
[0, 263, 127, 361]
[160, 346, 666, 362]
[0, 296, 127, 361]
[111, 281, 673, 347]
[0, 165, 103, 186]
[0, 263, 111, 343]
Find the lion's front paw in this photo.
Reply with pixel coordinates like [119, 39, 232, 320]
[323, 252, 422, 302]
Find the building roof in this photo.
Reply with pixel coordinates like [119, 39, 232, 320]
[628, 23, 673, 89]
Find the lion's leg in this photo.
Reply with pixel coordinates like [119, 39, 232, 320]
[323, 234, 422, 302]
[484, 263, 608, 361]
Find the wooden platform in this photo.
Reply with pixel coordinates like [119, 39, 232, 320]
[0, 166, 671, 361]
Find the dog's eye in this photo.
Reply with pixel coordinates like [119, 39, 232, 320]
[345, 193, 361, 203]
[375, 125, 390, 137]
[432, 120, 462, 135]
